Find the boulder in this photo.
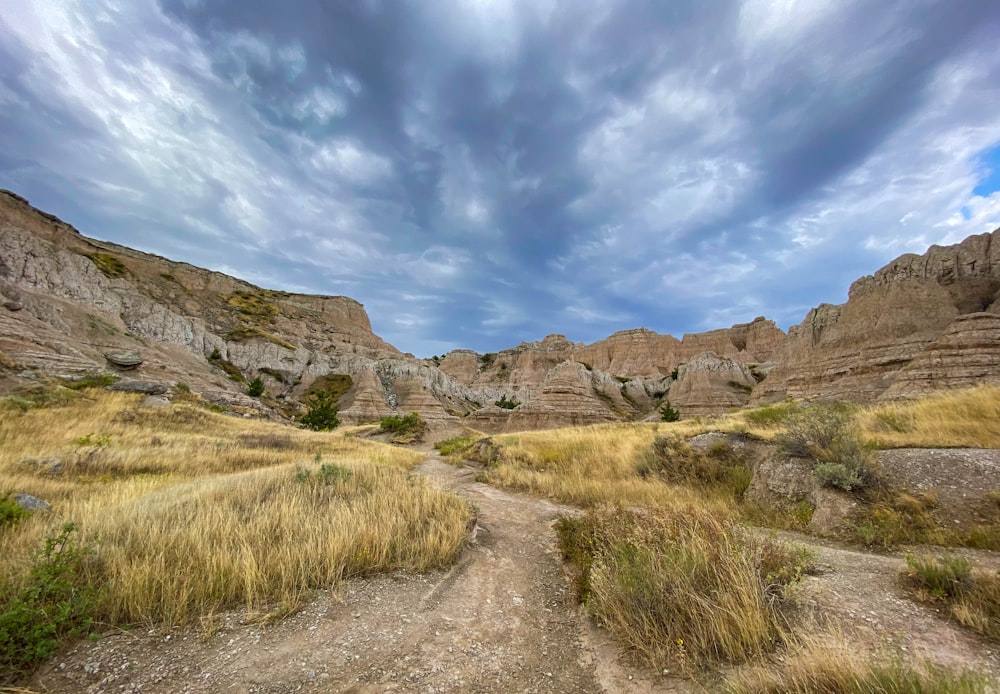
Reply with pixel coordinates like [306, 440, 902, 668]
[14, 493, 51, 512]
[107, 379, 169, 395]
[104, 350, 143, 368]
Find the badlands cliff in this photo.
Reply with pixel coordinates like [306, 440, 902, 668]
[1, 188, 998, 428]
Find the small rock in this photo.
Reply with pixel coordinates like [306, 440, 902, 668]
[3, 300, 23, 311]
[141, 396, 170, 409]
[108, 379, 168, 395]
[14, 493, 51, 512]
[16, 456, 64, 476]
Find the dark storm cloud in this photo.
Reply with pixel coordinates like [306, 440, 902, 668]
[2, 0, 1000, 355]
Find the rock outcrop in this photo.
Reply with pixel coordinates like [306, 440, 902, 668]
[758, 229, 1000, 403]
[668, 352, 757, 416]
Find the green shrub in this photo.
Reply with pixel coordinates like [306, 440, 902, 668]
[379, 412, 426, 443]
[0, 493, 29, 530]
[85, 252, 128, 278]
[742, 401, 800, 427]
[209, 347, 222, 361]
[777, 404, 876, 492]
[904, 554, 972, 599]
[247, 376, 265, 398]
[0, 523, 97, 682]
[495, 395, 520, 409]
[659, 400, 680, 422]
[434, 435, 476, 458]
[299, 390, 340, 431]
[174, 381, 191, 393]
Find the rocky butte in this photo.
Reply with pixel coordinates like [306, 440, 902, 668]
[1, 188, 998, 429]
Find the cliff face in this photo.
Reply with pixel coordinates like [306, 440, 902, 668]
[758, 230, 1000, 403]
[4, 187, 997, 426]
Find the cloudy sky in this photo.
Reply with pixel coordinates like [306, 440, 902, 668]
[2, 1, 1000, 356]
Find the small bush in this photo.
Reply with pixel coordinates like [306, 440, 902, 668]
[0, 523, 97, 682]
[434, 435, 476, 459]
[743, 401, 800, 427]
[904, 554, 972, 599]
[379, 412, 426, 443]
[639, 436, 752, 500]
[174, 381, 191, 393]
[659, 400, 680, 422]
[777, 404, 876, 492]
[247, 376, 265, 397]
[209, 347, 222, 361]
[0, 493, 30, 530]
[902, 554, 1000, 642]
[299, 390, 340, 431]
[85, 252, 128, 278]
[495, 395, 520, 409]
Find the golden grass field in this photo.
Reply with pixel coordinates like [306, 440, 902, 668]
[1, 390, 471, 626]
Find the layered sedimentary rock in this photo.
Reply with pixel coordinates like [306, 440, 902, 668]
[758, 229, 1000, 403]
[668, 352, 757, 416]
[573, 317, 786, 378]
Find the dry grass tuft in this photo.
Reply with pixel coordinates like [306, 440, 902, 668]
[556, 506, 811, 672]
[725, 633, 991, 693]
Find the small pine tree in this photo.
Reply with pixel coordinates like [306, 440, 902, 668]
[299, 390, 340, 431]
[247, 376, 264, 397]
[659, 400, 680, 422]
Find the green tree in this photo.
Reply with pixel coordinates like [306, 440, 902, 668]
[247, 376, 264, 397]
[659, 400, 680, 422]
[299, 390, 340, 431]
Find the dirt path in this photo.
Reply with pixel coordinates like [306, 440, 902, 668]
[34, 453, 665, 693]
[32, 451, 1000, 692]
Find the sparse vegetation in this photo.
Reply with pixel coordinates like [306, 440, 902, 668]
[259, 367, 285, 383]
[556, 506, 810, 672]
[777, 403, 877, 492]
[479, 352, 496, 367]
[64, 372, 120, 390]
[247, 376, 265, 397]
[303, 374, 353, 403]
[902, 554, 1000, 642]
[0, 523, 96, 682]
[379, 412, 426, 444]
[84, 252, 129, 278]
[659, 400, 680, 421]
[434, 435, 477, 461]
[638, 435, 752, 500]
[0, 493, 30, 530]
[209, 347, 222, 361]
[725, 634, 991, 693]
[859, 386, 1000, 449]
[495, 394, 520, 409]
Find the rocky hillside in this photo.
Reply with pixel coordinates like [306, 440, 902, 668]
[757, 230, 1000, 403]
[1, 188, 998, 428]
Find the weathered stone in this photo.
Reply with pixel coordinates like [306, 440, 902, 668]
[16, 456, 64, 476]
[3, 300, 23, 311]
[141, 395, 171, 408]
[669, 352, 757, 417]
[107, 379, 169, 395]
[105, 349, 143, 368]
[14, 493, 51, 512]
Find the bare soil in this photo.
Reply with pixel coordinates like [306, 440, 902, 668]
[31, 450, 1000, 693]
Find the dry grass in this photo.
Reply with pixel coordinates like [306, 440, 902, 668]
[725, 632, 991, 693]
[556, 506, 811, 672]
[475, 422, 732, 512]
[902, 554, 1000, 643]
[0, 391, 469, 627]
[859, 386, 1000, 449]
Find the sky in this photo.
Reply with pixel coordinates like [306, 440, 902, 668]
[2, 1, 1000, 357]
